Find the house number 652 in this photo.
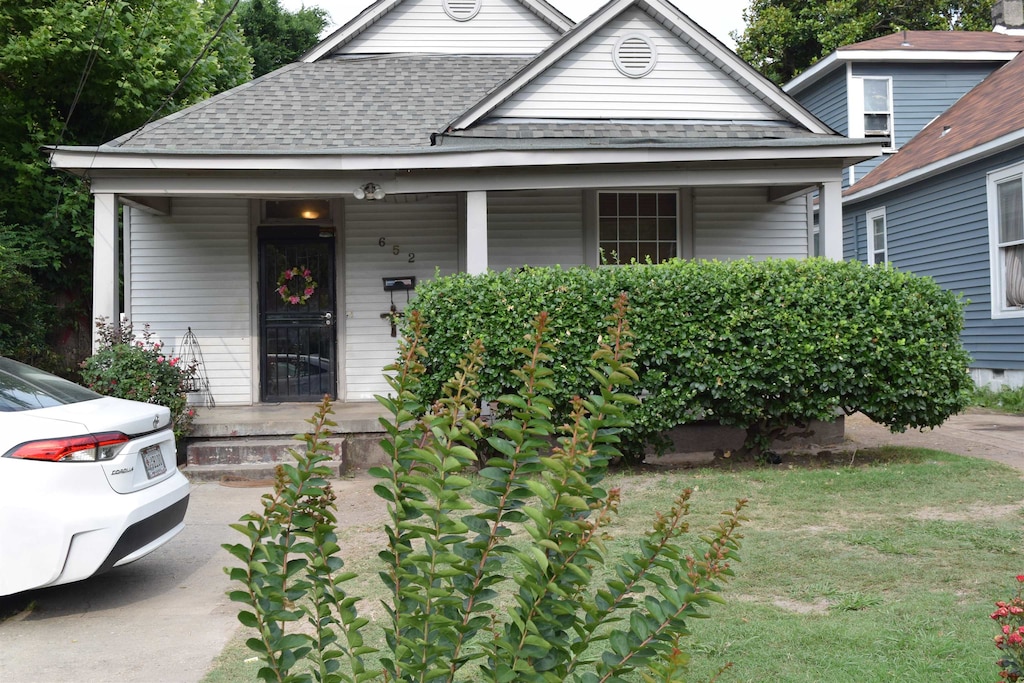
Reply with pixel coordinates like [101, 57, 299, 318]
[378, 236, 415, 263]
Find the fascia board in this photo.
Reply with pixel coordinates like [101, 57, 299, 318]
[836, 48, 1020, 63]
[88, 166, 845, 196]
[784, 53, 841, 94]
[844, 129, 1024, 204]
[785, 49, 1020, 94]
[48, 140, 881, 175]
[447, 0, 833, 135]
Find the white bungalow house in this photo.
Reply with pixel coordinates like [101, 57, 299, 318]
[49, 0, 879, 407]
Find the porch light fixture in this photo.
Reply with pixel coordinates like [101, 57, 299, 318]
[354, 182, 386, 201]
[301, 208, 321, 220]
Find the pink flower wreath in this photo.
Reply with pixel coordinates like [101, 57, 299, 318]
[276, 266, 318, 305]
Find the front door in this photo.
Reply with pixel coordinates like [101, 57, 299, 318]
[258, 227, 337, 402]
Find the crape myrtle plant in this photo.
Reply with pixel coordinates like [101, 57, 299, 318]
[992, 575, 1024, 681]
[406, 258, 973, 461]
[224, 294, 748, 683]
[79, 317, 199, 441]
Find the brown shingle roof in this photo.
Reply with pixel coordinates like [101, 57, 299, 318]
[848, 51, 1024, 195]
[839, 31, 1024, 52]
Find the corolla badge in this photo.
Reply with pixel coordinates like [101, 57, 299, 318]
[111, 467, 134, 475]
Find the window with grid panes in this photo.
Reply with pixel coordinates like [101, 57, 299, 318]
[598, 192, 678, 265]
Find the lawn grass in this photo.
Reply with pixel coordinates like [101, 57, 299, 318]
[203, 447, 1024, 682]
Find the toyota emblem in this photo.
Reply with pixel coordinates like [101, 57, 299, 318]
[153, 414, 160, 430]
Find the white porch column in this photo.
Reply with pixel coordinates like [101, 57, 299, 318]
[818, 180, 844, 260]
[92, 193, 120, 352]
[465, 190, 488, 275]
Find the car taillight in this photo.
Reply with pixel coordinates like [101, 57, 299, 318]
[3, 432, 131, 462]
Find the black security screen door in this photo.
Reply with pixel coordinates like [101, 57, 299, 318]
[258, 227, 336, 402]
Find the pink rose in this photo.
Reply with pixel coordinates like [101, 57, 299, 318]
[304, 287, 314, 296]
[284, 269, 293, 280]
[289, 296, 299, 304]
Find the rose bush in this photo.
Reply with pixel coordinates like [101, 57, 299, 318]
[80, 318, 198, 441]
[993, 575, 1024, 681]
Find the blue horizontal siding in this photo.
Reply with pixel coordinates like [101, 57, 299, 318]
[794, 71, 847, 134]
[845, 148, 1024, 370]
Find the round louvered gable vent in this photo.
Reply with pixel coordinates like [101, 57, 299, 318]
[444, 0, 481, 21]
[613, 34, 658, 78]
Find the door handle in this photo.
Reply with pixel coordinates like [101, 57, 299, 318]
[324, 312, 333, 326]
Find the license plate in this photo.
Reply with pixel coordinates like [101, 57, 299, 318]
[141, 444, 167, 479]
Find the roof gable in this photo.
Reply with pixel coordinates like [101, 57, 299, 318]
[848, 52, 1024, 197]
[448, 0, 831, 133]
[303, 0, 572, 60]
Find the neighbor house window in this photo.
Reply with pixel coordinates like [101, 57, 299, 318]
[598, 192, 678, 264]
[988, 165, 1024, 318]
[866, 207, 887, 265]
[852, 77, 894, 149]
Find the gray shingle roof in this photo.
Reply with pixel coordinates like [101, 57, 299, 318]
[111, 55, 531, 151]
[107, 53, 842, 155]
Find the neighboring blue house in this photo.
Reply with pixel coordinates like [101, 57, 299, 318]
[789, 4, 1024, 390]
[840, 51, 1024, 390]
[785, 29, 1024, 189]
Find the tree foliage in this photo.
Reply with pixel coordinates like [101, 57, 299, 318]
[237, 0, 329, 77]
[734, 0, 997, 84]
[0, 0, 252, 366]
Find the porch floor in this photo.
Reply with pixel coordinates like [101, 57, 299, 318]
[190, 401, 387, 439]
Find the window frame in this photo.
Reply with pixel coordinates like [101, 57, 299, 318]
[850, 76, 895, 151]
[987, 162, 1024, 319]
[865, 206, 887, 265]
[596, 190, 680, 266]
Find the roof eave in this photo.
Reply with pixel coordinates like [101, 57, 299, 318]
[844, 129, 1024, 203]
[786, 49, 1021, 94]
[47, 138, 882, 176]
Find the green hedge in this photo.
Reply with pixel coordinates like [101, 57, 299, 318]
[406, 259, 973, 457]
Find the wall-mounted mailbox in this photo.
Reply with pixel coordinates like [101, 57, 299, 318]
[383, 276, 416, 292]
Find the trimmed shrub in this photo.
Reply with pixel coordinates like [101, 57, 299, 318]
[407, 258, 973, 458]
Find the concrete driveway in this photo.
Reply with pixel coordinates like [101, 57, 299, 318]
[0, 477, 385, 683]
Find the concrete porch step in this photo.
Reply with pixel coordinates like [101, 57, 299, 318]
[180, 461, 344, 483]
[183, 431, 391, 482]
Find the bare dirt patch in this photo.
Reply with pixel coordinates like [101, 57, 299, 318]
[911, 502, 1023, 522]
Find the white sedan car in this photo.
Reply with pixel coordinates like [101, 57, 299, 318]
[0, 356, 191, 596]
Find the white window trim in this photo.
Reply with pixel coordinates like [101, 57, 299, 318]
[987, 162, 1024, 319]
[849, 76, 895, 151]
[865, 206, 887, 265]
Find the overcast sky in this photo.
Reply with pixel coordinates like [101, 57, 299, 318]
[279, 0, 748, 48]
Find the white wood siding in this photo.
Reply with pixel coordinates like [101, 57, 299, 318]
[692, 188, 809, 260]
[487, 190, 585, 271]
[343, 0, 559, 55]
[343, 194, 460, 400]
[128, 199, 253, 405]
[493, 8, 779, 120]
